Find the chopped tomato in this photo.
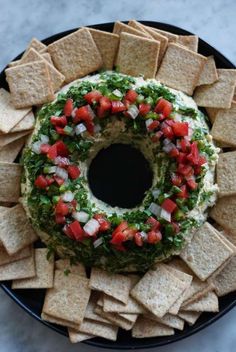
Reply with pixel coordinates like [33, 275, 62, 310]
[46, 177, 54, 186]
[55, 200, 69, 216]
[194, 165, 202, 175]
[93, 214, 111, 232]
[68, 165, 81, 180]
[177, 152, 187, 164]
[146, 217, 160, 231]
[97, 96, 112, 118]
[111, 101, 126, 114]
[180, 139, 191, 153]
[110, 231, 126, 245]
[55, 214, 66, 224]
[112, 221, 129, 236]
[161, 125, 174, 139]
[151, 130, 163, 142]
[85, 119, 95, 135]
[74, 105, 94, 123]
[138, 103, 151, 116]
[172, 222, 180, 233]
[198, 155, 207, 166]
[54, 156, 70, 168]
[147, 120, 160, 132]
[69, 220, 84, 241]
[47, 144, 58, 160]
[40, 143, 50, 154]
[171, 173, 183, 186]
[124, 90, 138, 103]
[161, 199, 177, 213]
[147, 230, 162, 244]
[55, 126, 66, 135]
[55, 140, 69, 157]
[123, 227, 137, 240]
[172, 122, 189, 137]
[177, 185, 188, 198]
[63, 224, 74, 239]
[186, 142, 199, 165]
[169, 147, 179, 158]
[34, 175, 48, 189]
[50, 115, 67, 127]
[84, 90, 102, 104]
[177, 163, 193, 176]
[154, 98, 172, 118]
[63, 98, 73, 117]
[134, 232, 143, 247]
[54, 176, 65, 186]
[187, 178, 198, 190]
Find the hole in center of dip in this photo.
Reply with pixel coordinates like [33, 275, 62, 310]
[88, 143, 153, 208]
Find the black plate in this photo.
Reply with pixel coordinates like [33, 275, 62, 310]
[1, 21, 236, 350]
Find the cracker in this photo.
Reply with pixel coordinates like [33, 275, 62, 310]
[180, 222, 234, 280]
[211, 102, 236, 147]
[22, 37, 47, 57]
[205, 107, 221, 124]
[76, 318, 118, 341]
[177, 35, 199, 52]
[12, 248, 54, 289]
[144, 312, 184, 330]
[43, 270, 91, 325]
[10, 111, 35, 133]
[131, 263, 186, 318]
[0, 253, 35, 281]
[116, 32, 160, 79]
[103, 276, 146, 314]
[156, 43, 206, 95]
[210, 196, 236, 233]
[0, 163, 23, 203]
[132, 316, 174, 338]
[217, 151, 236, 197]
[95, 306, 135, 330]
[89, 267, 132, 304]
[0, 88, 31, 133]
[0, 130, 30, 149]
[113, 21, 149, 38]
[0, 137, 25, 162]
[182, 291, 219, 312]
[178, 310, 201, 325]
[152, 28, 179, 42]
[48, 28, 103, 83]
[0, 244, 32, 266]
[194, 69, 236, 108]
[68, 329, 94, 343]
[127, 20, 153, 38]
[5, 60, 54, 108]
[41, 312, 80, 330]
[55, 258, 86, 277]
[208, 256, 236, 296]
[84, 293, 112, 324]
[197, 56, 218, 86]
[88, 28, 119, 70]
[42, 53, 53, 64]
[141, 25, 168, 63]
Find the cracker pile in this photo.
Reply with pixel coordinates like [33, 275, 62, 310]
[1, 20, 236, 344]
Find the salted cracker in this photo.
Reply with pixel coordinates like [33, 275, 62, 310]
[210, 196, 236, 233]
[132, 316, 174, 338]
[0, 163, 23, 203]
[197, 56, 218, 86]
[178, 310, 201, 325]
[182, 291, 219, 312]
[211, 102, 236, 147]
[0, 130, 30, 149]
[55, 258, 86, 277]
[127, 20, 153, 38]
[217, 151, 236, 197]
[0, 244, 32, 266]
[140, 25, 168, 63]
[152, 28, 179, 42]
[75, 318, 118, 341]
[0, 253, 35, 281]
[68, 330, 94, 343]
[177, 35, 199, 52]
[113, 21, 149, 38]
[0, 137, 25, 162]
[95, 306, 136, 330]
[144, 312, 184, 330]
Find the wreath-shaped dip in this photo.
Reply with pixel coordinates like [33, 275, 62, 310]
[22, 72, 218, 272]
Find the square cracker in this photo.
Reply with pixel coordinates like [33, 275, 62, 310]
[41, 312, 80, 330]
[113, 21, 149, 38]
[127, 20, 153, 38]
[0, 253, 35, 281]
[0, 89, 31, 133]
[130, 263, 186, 318]
[0, 137, 25, 162]
[0, 130, 30, 149]
[0, 163, 23, 203]
[0, 204, 38, 254]
[217, 151, 236, 197]
[152, 28, 179, 42]
[89, 267, 132, 304]
[178, 310, 201, 325]
[156, 43, 206, 95]
[197, 56, 218, 86]
[85, 293, 112, 324]
[42, 270, 91, 325]
[132, 316, 174, 338]
[177, 35, 199, 52]
[211, 102, 236, 146]
[12, 248, 54, 289]
[55, 258, 86, 277]
[10, 111, 35, 133]
[194, 69, 236, 108]
[74, 318, 118, 341]
[141, 25, 168, 63]
[180, 222, 233, 280]
[88, 28, 119, 70]
[205, 107, 221, 124]
[5, 60, 54, 108]
[95, 306, 135, 330]
[182, 291, 219, 312]
[144, 312, 184, 330]
[210, 196, 236, 233]
[48, 27, 103, 83]
[116, 32, 160, 79]
[22, 37, 47, 57]
[68, 330, 94, 343]
[0, 244, 32, 266]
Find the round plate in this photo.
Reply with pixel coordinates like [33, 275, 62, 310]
[1, 21, 236, 350]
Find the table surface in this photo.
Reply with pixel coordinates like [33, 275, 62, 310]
[0, 0, 236, 351]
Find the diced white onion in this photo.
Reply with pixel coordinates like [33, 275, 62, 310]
[112, 89, 123, 98]
[145, 118, 153, 128]
[163, 142, 175, 153]
[55, 167, 68, 180]
[160, 208, 171, 222]
[127, 105, 139, 120]
[32, 141, 42, 154]
[93, 237, 103, 248]
[40, 134, 49, 143]
[152, 189, 161, 199]
[94, 124, 102, 134]
[173, 113, 182, 122]
[148, 202, 161, 217]
[62, 191, 74, 202]
[72, 211, 90, 223]
[47, 166, 57, 174]
[54, 156, 70, 166]
[83, 219, 100, 237]
[75, 123, 87, 135]
[87, 105, 95, 120]
[163, 138, 171, 146]
[140, 231, 148, 241]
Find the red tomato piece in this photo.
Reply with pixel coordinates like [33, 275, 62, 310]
[110, 231, 126, 245]
[134, 232, 143, 247]
[63, 224, 74, 239]
[55, 140, 69, 157]
[186, 142, 199, 165]
[55, 126, 66, 135]
[47, 144, 58, 160]
[40, 143, 50, 154]
[151, 130, 163, 143]
[85, 119, 95, 135]
[198, 155, 207, 166]
[55, 214, 66, 224]
[138, 103, 151, 116]
[161, 198, 177, 213]
[68, 220, 84, 241]
[111, 101, 126, 114]
[187, 178, 198, 190]
[177, 163, 193, 176]
[161, 124, 174, 139]
[154, 98, 172, 118]
[171, 173, 183, 186]
[172, 222, 180, 234]
[146, 217, 160, 231]
[177, 185, 188, 198]
[124, 90, 138, 103]
[123, 227, 137, 240]
[50, 115, 67, 127]
[169, 147, 180, 158]
[172, 122, 189, 137]
[112, 221, 129, 236]
[34, 175, 48, 189]
[63, 98, 73, 117]
[93, 214, 111, 232]
[180, 139, 191, 153]
[147, 230, 162, 244]
[68, 165, 81, 180]
[97, 96, 112, 118]
[177, 152, 187, 164]
[147, 120, 160, 132]
[74, 105, 94, 123]
[55, 200, 70, 216]
[84, 90, 102, 104]
[54, 176, 65, 186]
[46, 177, 54, 186]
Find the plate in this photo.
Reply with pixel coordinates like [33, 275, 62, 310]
[1, 21, 236, 350]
